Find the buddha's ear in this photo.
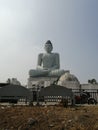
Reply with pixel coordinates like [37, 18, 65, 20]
[51, 45, 53, 51]
[44, 45, 46, 51]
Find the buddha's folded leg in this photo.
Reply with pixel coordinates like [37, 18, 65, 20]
[29, 69, 49, 77]
[48, 69, 65, 77]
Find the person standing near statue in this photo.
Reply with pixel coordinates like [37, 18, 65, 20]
[29, 40, 65, 77]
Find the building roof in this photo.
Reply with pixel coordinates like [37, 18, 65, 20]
[0, 84, 32, 100]
[39, 84, 73, 97]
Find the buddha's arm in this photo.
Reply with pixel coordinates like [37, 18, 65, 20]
[37, 53, 43, 70]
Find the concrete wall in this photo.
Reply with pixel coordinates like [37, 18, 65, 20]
[81, 84, 98, 91]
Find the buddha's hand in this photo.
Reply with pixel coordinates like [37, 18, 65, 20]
[43, 68, 51, 72]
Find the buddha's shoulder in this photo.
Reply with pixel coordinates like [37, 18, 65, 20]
[52, 53, 59, 56]
[38, 53, 44, 57]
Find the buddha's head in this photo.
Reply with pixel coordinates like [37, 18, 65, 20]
[44, 40, 53, 53]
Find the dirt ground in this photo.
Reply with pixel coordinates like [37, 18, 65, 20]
[0, 104, 98, 130]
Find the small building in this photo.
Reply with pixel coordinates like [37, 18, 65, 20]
[81, 84, 98, 91]
[0, 83, 33, 103]
[39, 84, 74, 104]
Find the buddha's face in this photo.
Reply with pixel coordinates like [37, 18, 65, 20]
[44, 43, 53, 53]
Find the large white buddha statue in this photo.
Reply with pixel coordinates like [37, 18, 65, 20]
[29, 40, 65, 77]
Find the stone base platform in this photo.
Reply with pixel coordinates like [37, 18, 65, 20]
[27, 76, 59, 89]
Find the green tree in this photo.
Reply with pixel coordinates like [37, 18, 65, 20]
[88, 79, 97, 84]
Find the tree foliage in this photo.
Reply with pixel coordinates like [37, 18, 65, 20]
[88, 79, 97, 84]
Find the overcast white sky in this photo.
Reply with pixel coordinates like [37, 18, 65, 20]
[0, 0, 98, 85]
